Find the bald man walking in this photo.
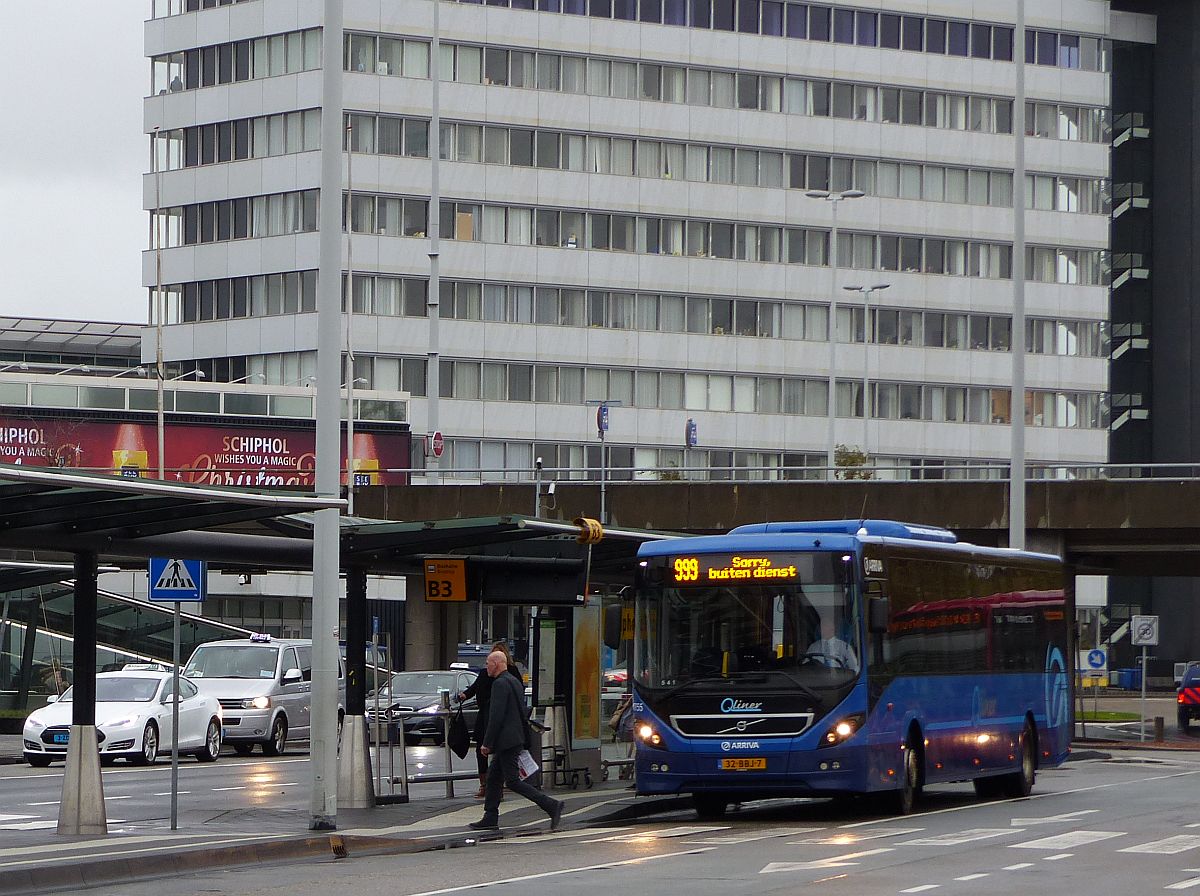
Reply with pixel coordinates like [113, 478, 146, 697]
[468, 650, 564, 831]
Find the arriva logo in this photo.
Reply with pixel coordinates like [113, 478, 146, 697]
[720, 740, 761, 751]
[720, 698, 763, 713]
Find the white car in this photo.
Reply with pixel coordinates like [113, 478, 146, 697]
[22, 670, 222, 767]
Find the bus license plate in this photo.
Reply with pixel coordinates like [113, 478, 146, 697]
[720, 757, 765, 771]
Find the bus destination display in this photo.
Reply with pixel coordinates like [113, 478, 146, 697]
[669, 553, 802, 585]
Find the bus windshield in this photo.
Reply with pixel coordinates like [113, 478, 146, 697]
[634, 551, 860, 694]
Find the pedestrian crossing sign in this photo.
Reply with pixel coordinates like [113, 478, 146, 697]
[148, 557, 207, 602]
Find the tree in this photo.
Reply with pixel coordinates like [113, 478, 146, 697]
[835, 444, 874, 480]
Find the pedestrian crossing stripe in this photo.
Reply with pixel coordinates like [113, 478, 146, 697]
[154, 559, 196, 591]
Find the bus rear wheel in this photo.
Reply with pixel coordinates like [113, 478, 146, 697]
[1000, 723, 1036, 798]
[891, 737, 923, 815]
[693, 794, 728, 820]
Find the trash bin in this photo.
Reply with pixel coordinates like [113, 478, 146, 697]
[1113, 669, 1129, 689]
[1123, 668, 1142, 690]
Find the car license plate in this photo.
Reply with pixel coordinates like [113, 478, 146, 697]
[720, 757, 765, 770]
[51, 732, 69, 745]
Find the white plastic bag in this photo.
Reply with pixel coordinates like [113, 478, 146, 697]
[517, 749, 539, 780]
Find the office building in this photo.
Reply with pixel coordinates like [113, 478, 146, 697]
[144, 0, 1120, 483]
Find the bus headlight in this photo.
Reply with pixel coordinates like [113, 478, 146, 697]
[820, 713, 864, 747]
[636, 722, 663, 748]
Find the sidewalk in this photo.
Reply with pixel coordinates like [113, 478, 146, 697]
[0, 736, 683, 896]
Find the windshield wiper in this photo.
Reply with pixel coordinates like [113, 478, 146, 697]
[762, 670, 826, 703]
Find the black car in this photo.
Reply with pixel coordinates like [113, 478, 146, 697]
[366, 670, 479, 744]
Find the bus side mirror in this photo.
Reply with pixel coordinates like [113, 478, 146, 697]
[603, 604, 623, 650]
[868, 597, 890, 634]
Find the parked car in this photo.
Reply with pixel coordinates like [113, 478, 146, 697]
[1179, 662, 1200, 731]
[22, 670, 222, 767]
[183, 635, 345, 756]
[366, 670, 478, 745]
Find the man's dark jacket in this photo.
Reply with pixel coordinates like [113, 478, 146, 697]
[482, 670, 528, 753]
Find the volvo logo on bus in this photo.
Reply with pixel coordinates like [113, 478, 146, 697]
[720, 698, 762, 713]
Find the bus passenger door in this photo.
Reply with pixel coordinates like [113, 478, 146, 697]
[864, 576, 904, 789]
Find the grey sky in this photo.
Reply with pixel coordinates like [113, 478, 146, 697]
[1, 4, 146, 324]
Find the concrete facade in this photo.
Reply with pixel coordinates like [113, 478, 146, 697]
[144, 0, 1119, 482]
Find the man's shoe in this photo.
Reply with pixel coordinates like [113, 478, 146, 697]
[548, 800, 565, 831]
[468, 818, 499, 831]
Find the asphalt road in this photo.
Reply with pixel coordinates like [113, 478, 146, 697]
[68, 750, 1200, 896]
[0, 742, 475, 831]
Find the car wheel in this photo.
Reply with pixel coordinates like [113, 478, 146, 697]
[262, 716, 287, 757]
[132, 723, 159, 766]
[1180, 708, 1191, 733]
[233, 743, 254, 756]
[100, 756, 117, 767]
[26, 755, 52, 768]
[196, 718, 221, 762]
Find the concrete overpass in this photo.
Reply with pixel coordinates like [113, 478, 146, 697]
[356, 478, 1200, 578]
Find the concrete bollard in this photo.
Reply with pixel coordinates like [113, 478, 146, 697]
[1155, 716, 1165, 742]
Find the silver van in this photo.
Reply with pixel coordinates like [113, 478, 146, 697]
[183, 635, 345, 756]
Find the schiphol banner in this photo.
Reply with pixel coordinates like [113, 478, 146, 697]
[148, 557, 208, 603]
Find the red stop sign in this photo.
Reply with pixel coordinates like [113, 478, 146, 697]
[430, 431, 444, 458]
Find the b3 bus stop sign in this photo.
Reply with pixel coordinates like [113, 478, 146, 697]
[1132, 614, 1159, 647]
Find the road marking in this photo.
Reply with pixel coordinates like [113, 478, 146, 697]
[153, 791, 190, 796]
[955, 874, 989, 881]
[838, 768, 1200, 828]
[792, 828, 918, 845]
[0, 821, 57, 831]
[1044, 853, 1073, 860]
[903, 828, 1015, 846]
[212, 785, 246, 791]
[760, 848, 893, 874]
[508, 827, 629, 844]
[402, 846, 717, 896]
[27, 801, 59, 807]
[1167, 872, 1200, 891]
[686, 831, 800, 845]
[583, 825, 729, 843]
[1003, 863, 1034, 870]
[0, 755, 308, 783]
[0, 814, 37, 822]
[900, 886, 940, 893]
[1010, 830, 1124, 850]
[1122, 836, 1200, 855]
[106, 795, 133, 801]
[1011, 809, 1100, 826]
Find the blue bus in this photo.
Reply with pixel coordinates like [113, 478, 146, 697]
[630, 519, 1072, 817]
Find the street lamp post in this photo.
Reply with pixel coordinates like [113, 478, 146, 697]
[843, 283, 890, 464]
[585, 399, 622, 523]
[227, 372, 266, 384]
[53, 365, 92, 376]
[805, 189, 865, 478]
[345, 119, 357, 514]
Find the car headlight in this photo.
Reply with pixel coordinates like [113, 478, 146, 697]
[820, 713, 865, 747]
[101, 717, 136, 729]
[241, 696, 271, 710]
[24, 717, 46, 732]
[419, 704, 441, 714]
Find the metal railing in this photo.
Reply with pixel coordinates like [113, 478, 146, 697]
[394, 463, 1200, 484]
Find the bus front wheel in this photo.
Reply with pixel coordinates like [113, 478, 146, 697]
[693, 794, 728, 820]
